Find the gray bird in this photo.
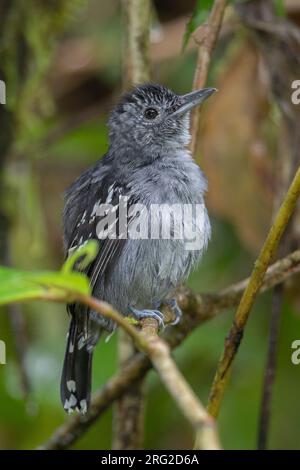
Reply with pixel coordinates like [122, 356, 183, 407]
[61, 83, 215, 413]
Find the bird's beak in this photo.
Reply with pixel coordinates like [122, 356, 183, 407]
[172, 87, 217, 117]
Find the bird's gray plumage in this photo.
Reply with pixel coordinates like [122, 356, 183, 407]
[61, 83, 214, 413]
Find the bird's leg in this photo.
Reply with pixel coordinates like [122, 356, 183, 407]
[163, 298, 182, 325]
[128, 306, 165, 330]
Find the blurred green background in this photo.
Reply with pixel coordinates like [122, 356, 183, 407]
[0, 0, 300, 450]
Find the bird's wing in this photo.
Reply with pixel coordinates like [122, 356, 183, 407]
[61, 162, 135, 413]
[64, 166, 133, 295]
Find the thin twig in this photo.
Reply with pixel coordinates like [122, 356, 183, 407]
[146, 335, 221, 450]
[139, 315, 220, 450]
[190, 0, 228, 155]
[112, 331, 146, 450]
[77, 294, 145, 346]
[38, 249, 300, 449]
[122, 0, 151, 87]
[113, 318, 160, 449]
[257, 284, 283, 450]
[207, 167, 300, 418]
[64, 293, 221, 449]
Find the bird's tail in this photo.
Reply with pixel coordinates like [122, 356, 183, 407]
[60, 316, 96, 414]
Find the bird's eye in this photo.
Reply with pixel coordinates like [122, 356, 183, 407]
[144, 108, 158, 119]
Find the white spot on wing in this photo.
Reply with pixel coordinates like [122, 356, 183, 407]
[77, 336, 85, 350]
[77, 210, 87, 227]
[68, 245, 77, 256]
[106, 183, 115, 203]
[90, 200, 101, 220]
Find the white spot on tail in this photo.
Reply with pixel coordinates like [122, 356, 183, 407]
[80, 399, 87, 414]
[67, 380, 76, 393]
[64, 393, 78, 413]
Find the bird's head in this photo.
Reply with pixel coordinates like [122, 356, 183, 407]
[108, 83, 216, 153]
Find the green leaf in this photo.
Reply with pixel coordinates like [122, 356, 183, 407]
[0, 268, 91, 307]
[28, 271, 91, 295]
[0, 272, 46, 305]
[0, 241, 99, 307]
[62, 239, 99, 273]
[183, 0, 215, 50]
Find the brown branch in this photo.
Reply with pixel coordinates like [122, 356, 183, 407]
[112, 316, 171, 449]
[146, 335, 221, 450]
[44, 289, 222, 450]
[112, 318, 161, 449]
[139, 319, 220, 450]
[190, 0, 228, 156]
[39, 249, 300, 450]
[86, 299, 221, 449]
[257, 283, 283, 449]
[112, 329, 146, 450]
[122, 0, 151, 87]
[207, 167, 300, 418]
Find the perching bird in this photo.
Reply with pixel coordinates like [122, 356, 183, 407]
[61, 83, 215, 413]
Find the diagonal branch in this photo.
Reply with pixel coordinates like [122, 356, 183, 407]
[147, 335, 221, 450]
[39, 249, 300, 449]
[56, 293, 222, 450]
[207, 167, 300, 418]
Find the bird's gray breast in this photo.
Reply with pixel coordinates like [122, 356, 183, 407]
[103, 150, 211, 313]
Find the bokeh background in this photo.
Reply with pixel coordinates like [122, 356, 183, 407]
[0, 0, 300, 450]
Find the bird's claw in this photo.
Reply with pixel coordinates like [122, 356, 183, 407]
[128, 306, 165, 330]
[164, 298, 182, 325]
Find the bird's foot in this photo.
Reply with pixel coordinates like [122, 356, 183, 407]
[128, 306, 165, 330]
[164, 298, 182, 325]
